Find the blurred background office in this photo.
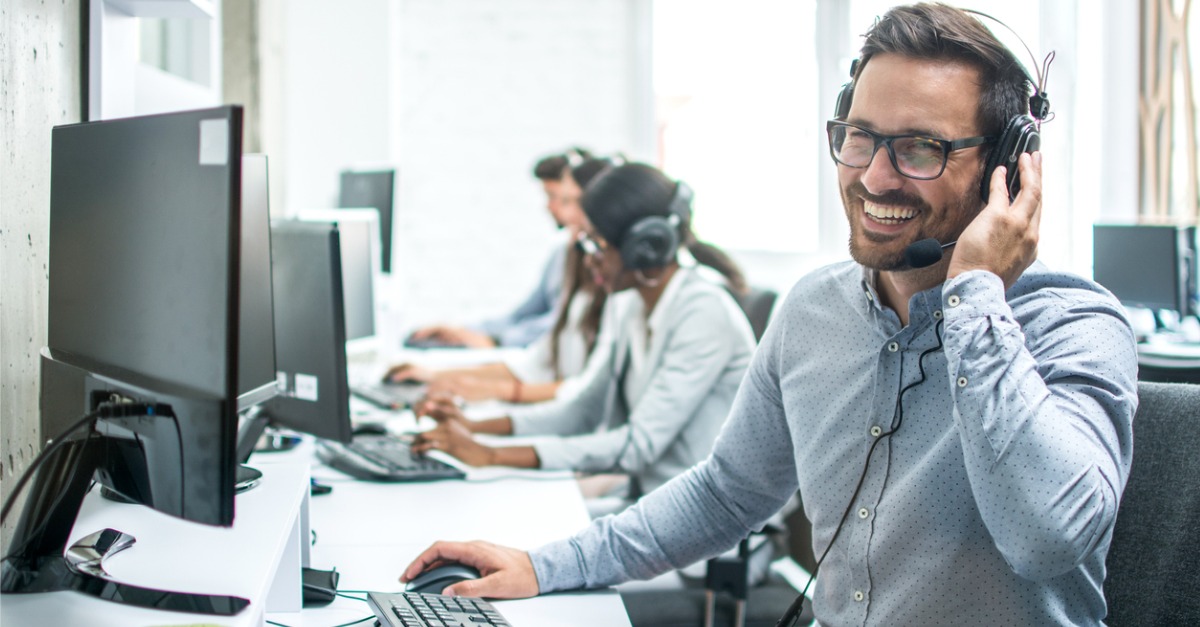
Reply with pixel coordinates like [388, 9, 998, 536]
[2, 0, 1197, 546]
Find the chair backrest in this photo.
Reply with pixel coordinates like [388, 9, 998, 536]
[737, 286, 778, 343]
[1104, 381, 1200, 626]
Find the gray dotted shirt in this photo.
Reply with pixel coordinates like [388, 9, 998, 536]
[529, 261, 1139, 626]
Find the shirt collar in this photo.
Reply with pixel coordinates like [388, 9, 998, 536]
[858, 264, 945, 332]
[646, 265, 692, 335]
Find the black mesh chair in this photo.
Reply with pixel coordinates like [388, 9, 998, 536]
[736, 287, 778, 343]
[1103, 381, 1200, 625]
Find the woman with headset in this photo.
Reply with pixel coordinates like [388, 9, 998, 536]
[383, 157, 614, 404]
[411, 163, 756, 508]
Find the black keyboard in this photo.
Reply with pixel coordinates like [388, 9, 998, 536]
[316, 436, 465, 482]
[352, 380, 428, 410]
[367, 591, 512, 627]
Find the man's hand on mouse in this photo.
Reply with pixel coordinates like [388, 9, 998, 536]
[408, 325, 498, 349]
[401, 540, 539, 599]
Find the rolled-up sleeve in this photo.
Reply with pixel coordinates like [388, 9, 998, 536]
[940, 270, 1138, 581]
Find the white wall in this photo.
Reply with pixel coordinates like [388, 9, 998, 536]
[268, 0, 649, 341]
[0, 0, 83, 544]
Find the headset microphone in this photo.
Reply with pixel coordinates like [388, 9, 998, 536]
[904, 238, 956, 269]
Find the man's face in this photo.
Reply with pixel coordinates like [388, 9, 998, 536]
[542, 179, 565, 228]
[552, 173, 586, 231]
[837, 53, 989, 271]
[544, 174, 585, 230]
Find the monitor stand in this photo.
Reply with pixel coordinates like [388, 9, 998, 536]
[236, 407, 303, 459]
[0, 434, 250, 615]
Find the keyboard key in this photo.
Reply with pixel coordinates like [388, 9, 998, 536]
[368, 591, 513, 627]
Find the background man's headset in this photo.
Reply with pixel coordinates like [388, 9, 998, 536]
[778, 13, 1054, 627]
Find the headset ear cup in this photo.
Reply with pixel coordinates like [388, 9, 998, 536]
[835, 81, 854, 120]
[620, 217, 678, 270]
[668, 182, 694, 225]
[981, 114, 1039, 203]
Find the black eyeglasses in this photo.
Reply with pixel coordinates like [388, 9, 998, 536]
[826, 120, 995, 180]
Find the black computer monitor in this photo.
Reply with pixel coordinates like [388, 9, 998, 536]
[238, 154, 280, 409]
[338, 169, 396, 273]
[1093, 224, 1197, 319]
[4, 107, 249, 615]
[256, 220, 355, 444]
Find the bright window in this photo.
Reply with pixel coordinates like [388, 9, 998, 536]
[654, 0, 819, 253]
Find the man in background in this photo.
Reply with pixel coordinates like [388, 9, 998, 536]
[406, 148, 592, 348]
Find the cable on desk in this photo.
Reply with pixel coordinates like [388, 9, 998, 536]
[1, 401, 174, 525]
[266, 613, 375, 627]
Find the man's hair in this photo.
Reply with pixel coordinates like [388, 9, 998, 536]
[532, 147, 594, 181]
[856, 2, 1031, 138]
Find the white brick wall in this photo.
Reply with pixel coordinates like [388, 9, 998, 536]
[272, 0, 650, 344]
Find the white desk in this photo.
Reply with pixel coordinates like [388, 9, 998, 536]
[264, 440, 632, 627]
[1, 462, 311, 627]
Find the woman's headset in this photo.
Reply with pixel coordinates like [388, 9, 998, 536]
[618, 181, 694, 270]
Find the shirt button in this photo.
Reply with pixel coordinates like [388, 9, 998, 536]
[933, 309, 943, 320]
[870, 426, 883, 437]
[853, 590, 865, 602]
[866, 291, 874, 302]
[947, 294, 961, 307]
[887, 341, 899, 352]
[858, 507, 869, 519]
[957, 376, 968, 388]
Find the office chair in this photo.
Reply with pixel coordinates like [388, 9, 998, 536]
[736, 287, 778, 343]
[1103, 381, 1200, 625]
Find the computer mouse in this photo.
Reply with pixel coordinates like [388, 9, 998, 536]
[405, 563, 482, 594]
[381, 376, 425, 386]
[352, 422, 389, 437]
[403, 335, 465, 349]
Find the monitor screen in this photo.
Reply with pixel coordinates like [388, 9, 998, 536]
[296, 209, 378, 347]
[1093, 224, 1190, 314]
[238, 154, 279, 409]
[42, 106, 244, 525]
[338, 169, 396, 273]
[261, 221, 354, 444]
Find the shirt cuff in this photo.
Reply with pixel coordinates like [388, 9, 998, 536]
[940, 270, 1011, 323]
[528, 538, 587, 593]
[529, 438, 572, 471]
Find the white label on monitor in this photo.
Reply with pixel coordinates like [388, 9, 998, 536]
[295, 374, 319, 402]
[276, 371, 288, 393]
[198, 118, 229, 165]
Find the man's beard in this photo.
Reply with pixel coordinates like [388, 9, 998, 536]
[842, 176, 983, 272]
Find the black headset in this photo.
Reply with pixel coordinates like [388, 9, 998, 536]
[832, 10, 1052, 204]
[565, 147, 587, 169]
[618, 181, 694, 270]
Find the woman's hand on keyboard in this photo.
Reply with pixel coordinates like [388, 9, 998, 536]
[412, 420, 495, 467]
[414, 393, 473, 431]
[383, 362, 434, 384]
[401, 540, 539, 599]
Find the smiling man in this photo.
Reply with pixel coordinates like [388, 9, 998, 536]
[399, 4, 1139, 624]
